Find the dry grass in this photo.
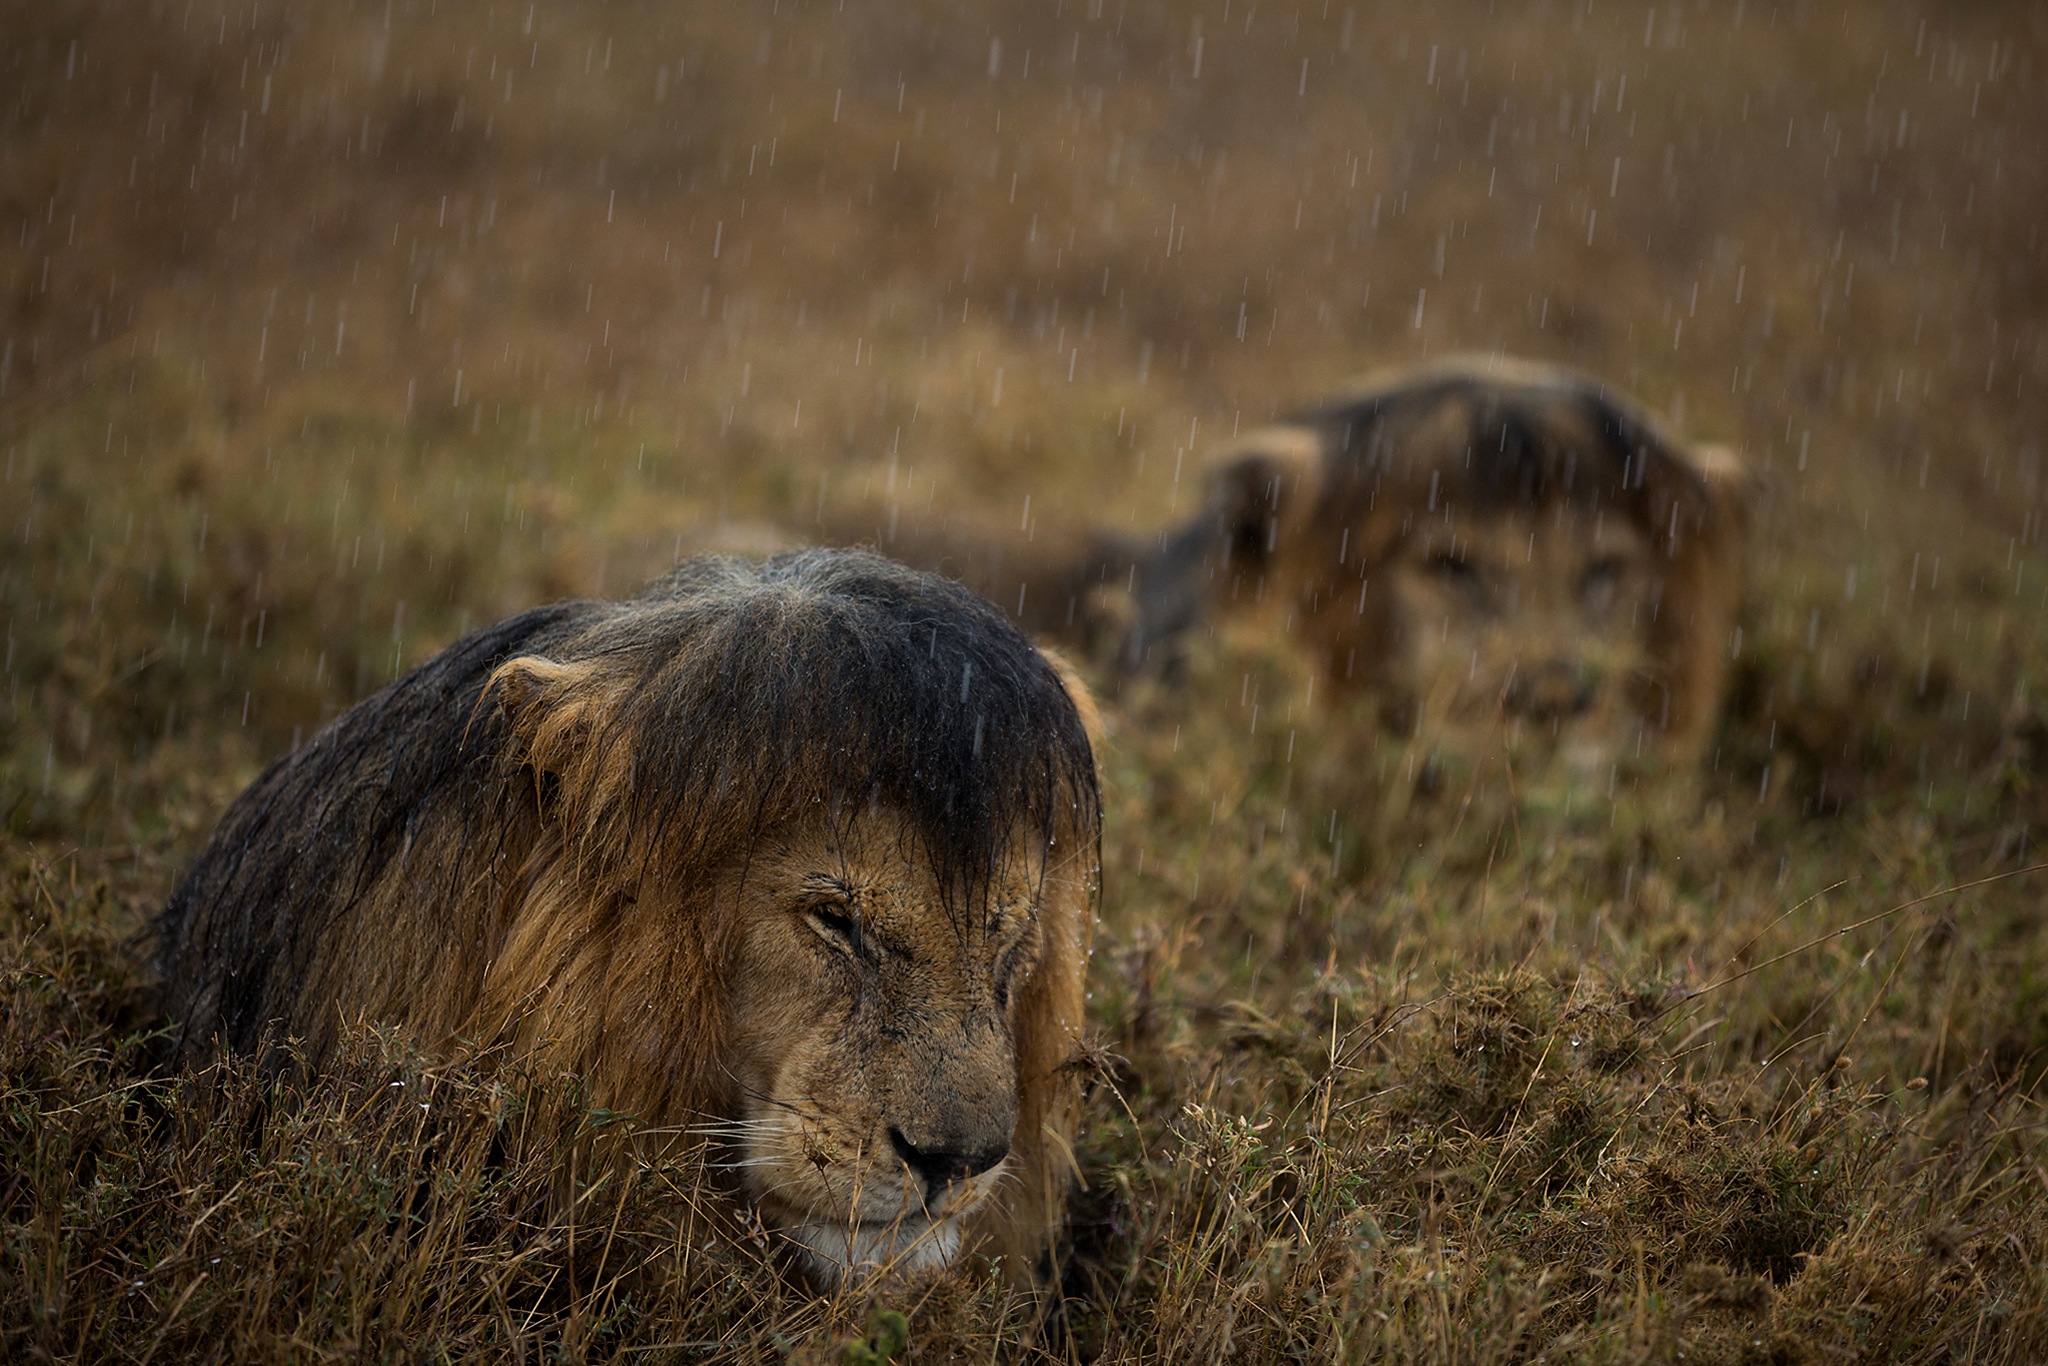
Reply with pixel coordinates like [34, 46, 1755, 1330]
[6, 0, 2048, 1360]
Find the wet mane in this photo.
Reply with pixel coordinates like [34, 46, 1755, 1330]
[503, 550, 1101, 923]
[1303, 367, 1709, 520]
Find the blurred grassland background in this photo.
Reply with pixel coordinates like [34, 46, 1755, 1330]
[5, 0, 2048, 1360]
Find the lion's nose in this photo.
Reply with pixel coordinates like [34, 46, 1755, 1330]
[1503, 659, 1598, 721]
[889, 1127, 1009, 1192]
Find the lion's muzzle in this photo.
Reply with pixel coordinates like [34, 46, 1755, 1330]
[879, 1008, 1020, 1213]
[1502, 658, 1600, 723]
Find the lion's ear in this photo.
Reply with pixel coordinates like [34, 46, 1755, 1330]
[1686, 442, 1756, 540]
[1646, 440, 1754, 562]
[1115, 427, 1323, 670]
[1202, 425, 1324, 572]
[487, 655, 611, 775]
[1037, 645, 1105, 759]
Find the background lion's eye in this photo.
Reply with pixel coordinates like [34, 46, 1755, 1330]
[804, 906, 861, 953]
[1426, 550, 1476, 581]
[1580, 556, 1628, 613]
[1424, 550, 1491, 609]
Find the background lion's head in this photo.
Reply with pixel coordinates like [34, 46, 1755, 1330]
[1113, 358, 1750, 826]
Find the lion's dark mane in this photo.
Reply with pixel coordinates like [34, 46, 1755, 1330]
[1298, 367, 1703, 519]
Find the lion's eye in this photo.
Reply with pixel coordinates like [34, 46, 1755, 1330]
[1580, 556, 1628, 613]
[1426, 549, 1475, 582]
[804, 905, 862, 955]
[1424, 549, 1491, 609]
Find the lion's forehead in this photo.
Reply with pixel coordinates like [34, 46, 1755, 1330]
[1404, 504, 1655, 552]
[760, 819, 1044, 953]
[854, 876, 1043, 954]
[1402, 511, 1654, 584]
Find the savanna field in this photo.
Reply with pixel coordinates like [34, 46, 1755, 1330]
[5, 0, 2048, 1360]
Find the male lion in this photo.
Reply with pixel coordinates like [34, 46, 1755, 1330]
[1122, 356, 1750, 791]
[155, 549, 1101, 1288]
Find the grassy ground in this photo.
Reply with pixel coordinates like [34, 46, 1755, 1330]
[5, 0, 2048, 1360]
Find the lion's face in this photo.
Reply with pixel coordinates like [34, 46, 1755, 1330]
[1118, 361, 1751, 806]
[719, 805, 1059, 1286]
[1336, 502, 1662, 783]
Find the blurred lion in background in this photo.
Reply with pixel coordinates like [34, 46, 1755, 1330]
[1122, 356, 1752, 806]
[155, 549, 1101, 1290]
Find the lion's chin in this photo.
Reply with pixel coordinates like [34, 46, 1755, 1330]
[765, 1162, 1006, 1289]
[753, 1146, 1007, 1286]
[783, 1213, 969, 1288]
